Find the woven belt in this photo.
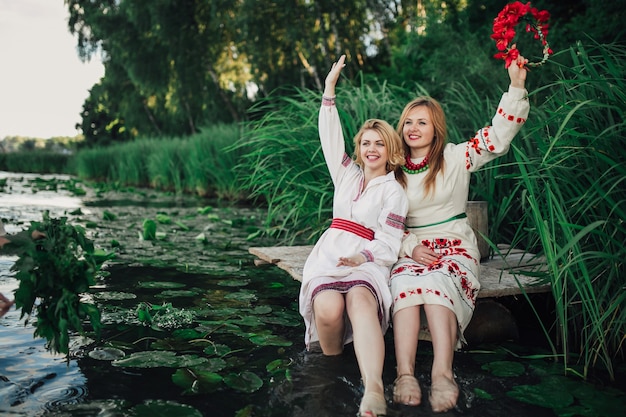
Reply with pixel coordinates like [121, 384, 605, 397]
[330, 218, 375, 241]
[407, 212, 467, 229]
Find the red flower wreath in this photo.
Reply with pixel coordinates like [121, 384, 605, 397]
[491, 1, 553, 68]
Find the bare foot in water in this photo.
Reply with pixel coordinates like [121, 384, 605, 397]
[359, 390, 386, 417]
[429, 375, 458, 412]
[393, 374, 421, 406]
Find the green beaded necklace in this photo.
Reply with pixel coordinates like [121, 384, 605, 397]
[401, 154, 429, 174]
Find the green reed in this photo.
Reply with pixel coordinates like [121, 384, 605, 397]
[500, 41, 625, 380]
[73, 124, 244, 200]
[0, 151, 72, 174]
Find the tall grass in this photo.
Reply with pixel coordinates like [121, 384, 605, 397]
[0, 151, 72, 174]
[73, 124, 245, 200]
[505, 41, 626, 380]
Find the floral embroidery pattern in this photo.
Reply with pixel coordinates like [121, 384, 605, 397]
[465, 108, 526, 169]
[391, 238, 479, 305]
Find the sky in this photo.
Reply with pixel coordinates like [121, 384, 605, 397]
[0, 0, 105, 139]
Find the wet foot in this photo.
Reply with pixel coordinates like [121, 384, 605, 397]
[393, 374, 421, 406]
[429, 375, 458, 412]
[359, 390, 386, 417]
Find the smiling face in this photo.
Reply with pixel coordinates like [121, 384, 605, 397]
[357, 129, 388, 176]
[402, 105, 435, 158]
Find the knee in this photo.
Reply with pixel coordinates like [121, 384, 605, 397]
[346, 287, 376, 314]
[314, 300, 344, 326]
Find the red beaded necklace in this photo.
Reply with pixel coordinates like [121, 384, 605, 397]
[402, 154, 429, 174]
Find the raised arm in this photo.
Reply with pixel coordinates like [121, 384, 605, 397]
[323, 55, 346, 98]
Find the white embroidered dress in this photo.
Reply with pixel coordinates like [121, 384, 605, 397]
[298, 99, 408, 349]
[390, 86, 530, 348]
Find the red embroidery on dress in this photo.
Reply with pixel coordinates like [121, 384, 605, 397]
[386, 213, 406, 230]
[341, 152, 351, 167]
[392, 238, 479, 305]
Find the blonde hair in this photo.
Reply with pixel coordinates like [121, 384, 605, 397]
[394, 97, 447, 195]
[353, 119, 405, 172]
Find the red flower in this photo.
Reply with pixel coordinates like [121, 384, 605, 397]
[491, 1, 553, 68]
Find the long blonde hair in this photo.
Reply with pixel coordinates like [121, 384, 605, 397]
[394, 97, 447, 195]
[353, 118, 405, 172]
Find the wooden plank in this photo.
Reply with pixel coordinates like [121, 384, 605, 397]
[248, 245, 550, 298]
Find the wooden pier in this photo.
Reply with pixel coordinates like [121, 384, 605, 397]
[249, 243, 550, 298]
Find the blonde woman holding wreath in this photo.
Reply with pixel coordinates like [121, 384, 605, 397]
[389, 54, 530, 412]
[298, 54, 408, 417]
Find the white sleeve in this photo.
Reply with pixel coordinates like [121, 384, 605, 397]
[464, 85, 530, 172]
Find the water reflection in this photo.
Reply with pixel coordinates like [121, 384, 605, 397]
[0, 295, 87, 416]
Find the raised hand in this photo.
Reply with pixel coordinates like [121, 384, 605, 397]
[323, 54, 346, 97]
[508, 54, 527, 89]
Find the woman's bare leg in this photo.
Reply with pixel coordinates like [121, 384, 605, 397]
[346, 287, 386, 416]
[424, 304, 459, 412]
[313, 291, 346, 355]
[392, 305, 422, 405]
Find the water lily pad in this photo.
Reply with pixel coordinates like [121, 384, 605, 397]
[474, 388, 494, 400]
[248, 334, 292, 347]
[172, 368, 223, 394]
[200, 307, 238, 317]
[172, 328, 205, 340]
[507, 381, 574, 409]
[196, 321, 241, 334]
[137, 281, 186, 289]
[156, 213, 171, 224]
[248, 305, 272, 315]
[94, 291, 137, 301]
[223, 371, 263, 393]
[112, 350, 207, 368]
[266, 358, 293, 374]
[131, 400, 203, 417]
[203, 343, 233, 357]
[196, 357, 227, 372]
[482, 360, 526, 377]
[89, 347, 126, 361]
[231, 316, 264, 327]
[155, 289, 199, 298]
[218, 279, 250, 287]
[224, 291, 257, 302]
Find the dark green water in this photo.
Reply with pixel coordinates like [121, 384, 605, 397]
[1, 172, 624, 417]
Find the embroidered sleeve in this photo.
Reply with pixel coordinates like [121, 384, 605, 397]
[362, 183, 409, 267]
[464, 85, 530, 172]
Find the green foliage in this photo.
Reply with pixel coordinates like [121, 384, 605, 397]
[233, 78, 418, 243]
[72, 124, 246, 200]
[0, 151, 73, 174]
[502, 41, 626, 380]
[12, 212, 103, 355]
